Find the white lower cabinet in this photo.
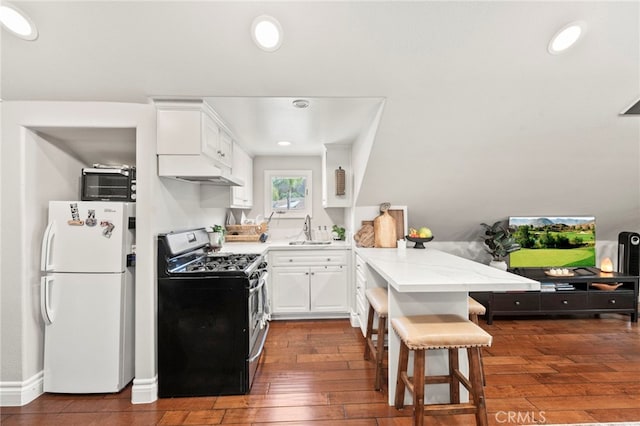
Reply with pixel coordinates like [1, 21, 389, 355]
[270, 250, 349, 317]
[354, 253, 369, 336]
[310, 266, 349, 312]
[271, 267, 310, 313]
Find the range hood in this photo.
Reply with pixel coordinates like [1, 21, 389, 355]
[158, 155, 244, 186]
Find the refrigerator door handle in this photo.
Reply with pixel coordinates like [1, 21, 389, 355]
[40, 276, 55, 325]
[40, 221, 55, 272]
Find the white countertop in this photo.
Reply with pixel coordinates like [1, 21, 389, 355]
[267, 240, 351, 250]
[219, 240, 351, 254]
[355, 247, 540, 293]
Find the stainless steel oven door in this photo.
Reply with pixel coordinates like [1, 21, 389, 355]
[247, 270, 269, 388]
[248, 270, 269, 349]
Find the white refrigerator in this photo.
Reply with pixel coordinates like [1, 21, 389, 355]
[40, 201, 135, 393]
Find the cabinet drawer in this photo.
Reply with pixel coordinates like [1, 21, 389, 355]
[355, 280, 366, 305]
[588, 292, 635, 310]
[492, 293, 539, 311]
[355, 266, 366, 287]
[541, 293, 587, 310]
[271, 251, 347, 266]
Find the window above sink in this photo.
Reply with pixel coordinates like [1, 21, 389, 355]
[264, 170, 312, 219]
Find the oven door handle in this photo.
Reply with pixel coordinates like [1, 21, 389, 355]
[249, 272, 268, 295]
[248, 321, 269, 363]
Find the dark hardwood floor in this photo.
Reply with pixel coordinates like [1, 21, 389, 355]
[2, 313, 640, 425]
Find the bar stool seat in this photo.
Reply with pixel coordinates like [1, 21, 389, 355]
[364, 287, 388, 391]
[468, 297, 486, 324]
[392, 314, 492, 426]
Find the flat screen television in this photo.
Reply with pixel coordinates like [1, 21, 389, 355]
[508, 216, 596, 268]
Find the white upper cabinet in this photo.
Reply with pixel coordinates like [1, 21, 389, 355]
[230, 142, 253, 209]
[217, 129, 233, 169]
[201, 112, 221, 162]
[322, 143, 352, 208]
[156, 100, 234, 171]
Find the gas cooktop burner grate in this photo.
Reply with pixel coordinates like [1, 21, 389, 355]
[177, 253, 263, 274]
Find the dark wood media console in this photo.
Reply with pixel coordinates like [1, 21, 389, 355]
[471, 268, 639, 324]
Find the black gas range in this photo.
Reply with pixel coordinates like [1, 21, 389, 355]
[157, 228, 269, 397]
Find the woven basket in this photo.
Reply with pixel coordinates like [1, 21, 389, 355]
[225, 222, 268, 242]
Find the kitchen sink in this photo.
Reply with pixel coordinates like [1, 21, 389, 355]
[288, 240, 332, 245]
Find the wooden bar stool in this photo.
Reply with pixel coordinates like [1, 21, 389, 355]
[392, 314, 492, 426]
[468, 296, 487, 386]
[363, 287, 388, 391]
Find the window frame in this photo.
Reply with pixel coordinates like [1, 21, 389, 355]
[264, 169, 313, 219]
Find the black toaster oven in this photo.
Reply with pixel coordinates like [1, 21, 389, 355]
[81, 167, 136, 202]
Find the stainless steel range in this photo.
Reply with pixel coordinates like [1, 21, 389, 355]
[157, 228, 269, 397]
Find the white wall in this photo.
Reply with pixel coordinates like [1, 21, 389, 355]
[352, 101, 385, 207]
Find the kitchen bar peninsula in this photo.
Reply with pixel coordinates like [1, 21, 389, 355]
[354, 247, 539, 405]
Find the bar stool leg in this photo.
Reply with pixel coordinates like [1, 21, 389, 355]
[394, 341, 409, 409]
[413, 348, 425, 426]
[468, 346, 488, 426]
[374, 314, 387, 390]
[449, 348, 460, 404]
[364, 306, 374, 361]
[469, 312, 487, 387]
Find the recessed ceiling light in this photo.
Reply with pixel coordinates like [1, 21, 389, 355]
[251, 15, 282, 52]
[292, 99, 309, 109]
[277, 141, 292, 146]
[548, 21, 585, 55]
[0, 3, 38, 41]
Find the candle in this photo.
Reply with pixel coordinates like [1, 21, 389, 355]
[600, 257, 614, 273]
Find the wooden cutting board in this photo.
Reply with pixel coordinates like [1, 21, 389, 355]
[387, 208, 405, 240]
[374, 210, 397, 247]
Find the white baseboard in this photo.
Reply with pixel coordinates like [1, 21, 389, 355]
[0, 372, 157, 406]
[349, 311, 360, 328]
[0, 371, 43, 407]
[131, 375, 158, 404]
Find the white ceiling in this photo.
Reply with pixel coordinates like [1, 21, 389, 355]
[32, 127, 137, 166]
[2, 1, 639, 239]
[203, 96, 384, 155]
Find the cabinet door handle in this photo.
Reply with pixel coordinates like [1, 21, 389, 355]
[289, 259, 293, 262]
[305, 272, 309, 275]
[562, 300, 568, 305]
[609, 299, 616, 304]
[310, 272, 315, 275]
[327, 258, 331, 262]
[514, 301, 520, 306]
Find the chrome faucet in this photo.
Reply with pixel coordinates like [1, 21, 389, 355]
[303, 215, 312, 241]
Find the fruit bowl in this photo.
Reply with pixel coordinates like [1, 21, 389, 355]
[405, 235, 434, 249]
